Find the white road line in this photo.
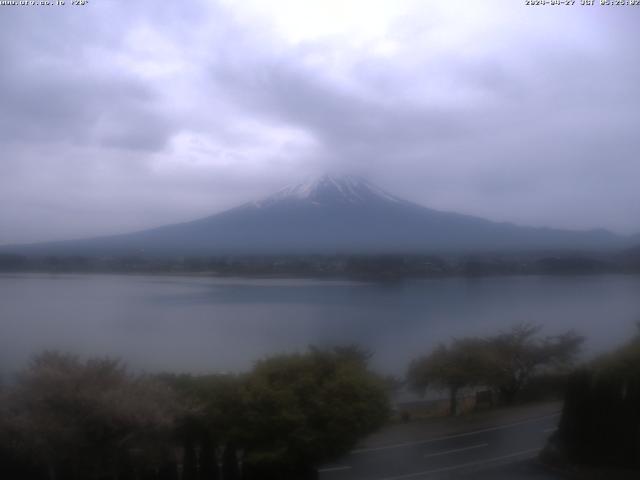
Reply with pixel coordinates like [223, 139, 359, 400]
[351, 413, 559, 455]
[318, 465, 352, 473]
[377, 448, 541, 480]
[423, 443, 488, 458]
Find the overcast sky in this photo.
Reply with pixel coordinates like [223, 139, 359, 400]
[1, 0, 639, 245]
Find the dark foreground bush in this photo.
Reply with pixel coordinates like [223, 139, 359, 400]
[162, 347, 390, 480]
[240, 347, 390, 479]
[547, 332, 640, 470]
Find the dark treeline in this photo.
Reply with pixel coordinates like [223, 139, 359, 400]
[1, 250, 639, 278]
[0, 347, 390, 480]
[0, 324, 583, 480]
[544, 326, 640, 472]
[2, 325, 639, 478]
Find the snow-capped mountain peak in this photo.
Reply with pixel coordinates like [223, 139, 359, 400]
[254, 174, 403, 208]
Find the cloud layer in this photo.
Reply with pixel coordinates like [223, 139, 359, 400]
[1, 0, 639, 244]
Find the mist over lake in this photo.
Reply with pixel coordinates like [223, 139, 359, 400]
[2, 273, 639, 377]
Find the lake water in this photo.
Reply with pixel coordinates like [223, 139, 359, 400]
[1, 273, 639, 377]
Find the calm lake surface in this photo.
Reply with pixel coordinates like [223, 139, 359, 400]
[1, 273, 639, 376]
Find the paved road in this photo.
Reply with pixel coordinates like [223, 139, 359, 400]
[319, 408, 561, 480]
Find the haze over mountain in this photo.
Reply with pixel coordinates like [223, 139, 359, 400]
[2, 175, 631, 257]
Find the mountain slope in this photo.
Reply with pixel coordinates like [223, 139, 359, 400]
[2, 175, 629, 256]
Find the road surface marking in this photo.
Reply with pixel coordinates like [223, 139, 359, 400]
[318, 465, 352, 473]
[351, 412, 559, 454]
[377, 448, 541, 480]
[543, 427, 556, 433]
[423, 443, 488, 458]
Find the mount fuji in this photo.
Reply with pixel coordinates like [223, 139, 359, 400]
[3, 175, 627, 256]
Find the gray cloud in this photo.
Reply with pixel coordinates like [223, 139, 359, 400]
[1, 1, 639, 244]
[0, 4, 182, 151]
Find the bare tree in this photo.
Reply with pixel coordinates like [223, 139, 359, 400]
[483, 324, 583, 403]
[407, 325, 584, 413]
[407, 338, 486, 415]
